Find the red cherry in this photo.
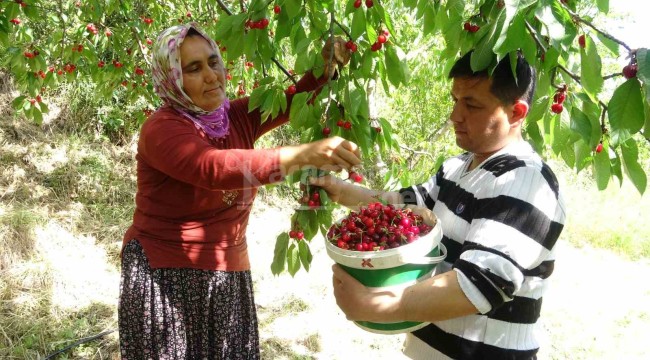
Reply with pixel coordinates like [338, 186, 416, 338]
[622, 64, 637, 79]
[10, 18, 21, 25]
[274, 5, 281, 14]
[336, 119, 344, 127]
[226, 73, 232, 80]
[469, 25, 480, 33]
[353, 0, 362, 8]
[135, 67, 145, 76]
[377, 34, 387, 44]
[578, 35, 586, 48]
[286, 85, 297, 94]
[553, 92, 566, 104]
[186, 12, 192, 17]
[365, 0, 373, 8]
[551, 103, 563, 114]
[374, 126, 381, 133]
[350, 172, 363, 183]
[289, 230, 297, 238]
[595, 143, 604, 153]
[371, 42, 382, 51]
[259, 18, 269, 28]
[322, 127, 331, 136]
[343, 121, 352, 130]
[464, 22, 472, 31]
[296, 231, 304, 240]
[98, 61, 105, 68]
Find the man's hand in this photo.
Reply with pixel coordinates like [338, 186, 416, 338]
[308, 174, 347, 203]
[332, 264, 403, 322]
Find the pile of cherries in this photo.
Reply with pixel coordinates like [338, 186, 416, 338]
[327, 202, 433, 251]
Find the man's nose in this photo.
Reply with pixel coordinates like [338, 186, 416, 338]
[449, 104, 462, 123]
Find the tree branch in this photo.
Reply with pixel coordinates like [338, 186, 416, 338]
[399, 143, 436, 159]
[215, 0, 233, 15]
[559, 3, 633, 53]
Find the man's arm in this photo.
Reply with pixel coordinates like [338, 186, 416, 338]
[309, 174, 402, 208]
[332, 265, 478, 323]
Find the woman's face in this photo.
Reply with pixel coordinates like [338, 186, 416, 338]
[179, 35, 226, 112]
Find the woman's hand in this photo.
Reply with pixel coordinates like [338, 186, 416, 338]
[322, 36, 352, 77]
[279, 136, 361, 174]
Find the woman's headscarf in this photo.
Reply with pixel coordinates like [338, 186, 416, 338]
[151, 23, 230, 140]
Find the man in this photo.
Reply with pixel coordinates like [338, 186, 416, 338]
[311, 51, 566, 359]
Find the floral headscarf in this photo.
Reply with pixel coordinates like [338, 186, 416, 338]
[151, 23, 230, 140]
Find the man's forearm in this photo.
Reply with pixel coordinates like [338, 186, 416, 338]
[337, 183, 403, 208]
[396, 270, 478, 323]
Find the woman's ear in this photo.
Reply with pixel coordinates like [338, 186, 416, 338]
[511, 100, 529, 124]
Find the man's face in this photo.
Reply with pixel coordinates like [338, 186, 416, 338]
[180, 35, 227, 112]
[449, 77, 515, 160]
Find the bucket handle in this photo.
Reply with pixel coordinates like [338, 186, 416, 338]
[402, 243, 447, 265]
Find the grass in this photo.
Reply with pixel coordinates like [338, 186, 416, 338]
[552, 159, 650, 260]
[1, 81, 649, 358]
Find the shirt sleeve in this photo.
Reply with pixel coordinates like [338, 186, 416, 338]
[398, 169, 442, 209]
[139, 115, 284, 191]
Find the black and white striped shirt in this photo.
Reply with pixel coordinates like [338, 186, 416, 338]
[399, 141, 566, 360]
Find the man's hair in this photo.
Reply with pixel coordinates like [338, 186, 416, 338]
[448, 52, 536, 106]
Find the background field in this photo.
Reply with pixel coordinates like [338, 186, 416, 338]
[1, 109, 649, 359]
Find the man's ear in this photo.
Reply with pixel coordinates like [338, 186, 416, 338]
[511, 100, 529, 124]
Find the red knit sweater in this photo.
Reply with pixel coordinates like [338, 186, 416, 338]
[123, 72, 326, 271]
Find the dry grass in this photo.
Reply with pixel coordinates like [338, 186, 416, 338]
[1, 71, 649, 358]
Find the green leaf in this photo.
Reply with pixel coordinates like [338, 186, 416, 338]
[32, 107, 43, 125]
[271, 233, 290, 275]
[361, 52, 374, 78]
[287, 243, 300, 277]
[608, 79, 645, 147]
[636, 48, 650, 86]
[351, 7, 366, 40]
[285, 0, 302, 19]
[11, 96, 26, 110]
[298, 240, 313, 272]
[573, 139, 592, 173]
[593, 146, 610, 190]
[349, 88, 369, 118]
[422, 2, 436, 36]
[248, 86, 268, 112]
[471, 10, 505, 72]
[289, 92, 310, 129]
[528, 95, 551, 124]
[621, 139, 647, 195]
[596, 32, 619, 56]
[569, 106, 592, 144]
[596, 0, 609, 13]
[384, 46, 406, 87]
[580, 35, 604, 96]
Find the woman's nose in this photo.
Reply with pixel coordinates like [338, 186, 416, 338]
[204, 66, 218, 83]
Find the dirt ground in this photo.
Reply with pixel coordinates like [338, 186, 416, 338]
[246, 205, 650, 360]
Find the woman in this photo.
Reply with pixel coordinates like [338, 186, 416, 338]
[119, 23, 357, 359]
